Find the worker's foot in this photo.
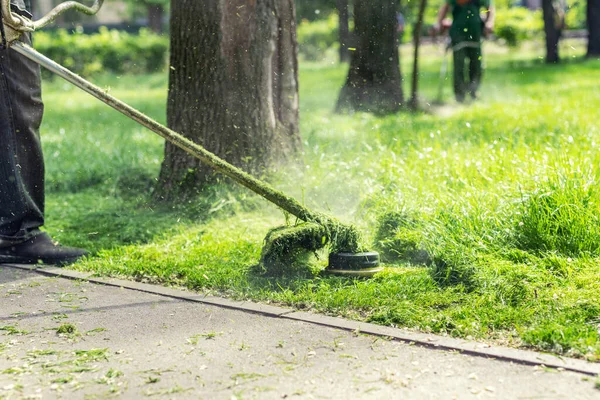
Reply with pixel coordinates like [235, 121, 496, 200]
[0, 233, 87, 266]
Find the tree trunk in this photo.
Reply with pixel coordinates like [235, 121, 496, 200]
[336, 0, 350, 63]
[336, 0, 403, 114]
[589, 0, 600, 57]
[147, 4, 164, 34]
[410, 0, 427, 110]
[155, 0, 301, 201]
[542, 0, 561, 63]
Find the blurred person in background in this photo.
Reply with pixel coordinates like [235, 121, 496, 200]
[433, 0, 495, 102]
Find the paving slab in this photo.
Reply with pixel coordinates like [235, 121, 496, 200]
[283, 312, 600, 376]
[0, 266, 598, 399]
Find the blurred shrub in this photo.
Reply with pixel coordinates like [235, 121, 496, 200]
[35, 28, 168, 77]
[297, 14, 339, 60]
[494, 7, 543, 47]
[296, 0, 336, 21]
[565, 0, 587, 30]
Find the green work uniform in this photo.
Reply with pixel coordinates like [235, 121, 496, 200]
[447, 0, 490, 101]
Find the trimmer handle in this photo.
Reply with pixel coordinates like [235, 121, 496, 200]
[2, 0, 103, 33]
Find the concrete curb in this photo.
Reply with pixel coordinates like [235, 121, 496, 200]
[34, 266, 294, 318]
[4, 263, 599, 377]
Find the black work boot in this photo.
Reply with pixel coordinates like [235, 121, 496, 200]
[0, 233, 87, 266]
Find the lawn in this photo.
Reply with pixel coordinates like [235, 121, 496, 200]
[40, 39, 600, 360]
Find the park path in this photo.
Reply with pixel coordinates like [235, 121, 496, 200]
[0, 265, 598, 399]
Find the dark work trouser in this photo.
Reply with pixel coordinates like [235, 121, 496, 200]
[452, 42, 482, 101]
[0, 33, 45, 247]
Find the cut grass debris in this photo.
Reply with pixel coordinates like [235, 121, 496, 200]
[187, 331, 223, 345]
[74, 348, 109, 363]
[0, 325, 30, 336]
[86, 327, 107, 336]
[56, 323, 78, 335]
[373, 211, 430, 265]
[27, 349, 60, 358]
[106, 368, 124, 379]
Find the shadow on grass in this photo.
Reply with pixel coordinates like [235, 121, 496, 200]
[45, 182, 262, 254]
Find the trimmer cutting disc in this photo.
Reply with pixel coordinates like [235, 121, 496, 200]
[326, 252, 383, 277]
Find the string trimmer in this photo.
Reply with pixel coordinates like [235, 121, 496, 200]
[429, 19, 452, 105]
[0, 0, 381, 277]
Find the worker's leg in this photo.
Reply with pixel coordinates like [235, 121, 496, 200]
[468, 45, 483, 99]
[452, 46, 467, 102]
[0, 32, 45, 247]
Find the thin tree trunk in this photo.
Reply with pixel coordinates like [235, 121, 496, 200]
[272, 0, 301, 147]
[336, 0, 403, 114]
[337, 0, 350, 63]
[155, 0, 300, 201]
[589, 0, 600, 57]
[410, 0, 427, 110]
[147, 4, 164, 34]
[542, 0, 561, 63]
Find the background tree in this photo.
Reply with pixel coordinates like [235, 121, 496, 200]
[155, 0, 301, 201]
[542, 0, 564, 63]
[336, 0, 351, 62]
[589, 0, 600, 57]
[336, 0, 403, 114]
[409, 0, 427, 110]
[144, 0, 167, 33]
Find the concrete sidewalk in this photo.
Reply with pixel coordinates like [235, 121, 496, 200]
[0, 266, 598, 399]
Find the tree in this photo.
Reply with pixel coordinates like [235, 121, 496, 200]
[336, 0, 403, 114]
[336, 0, 351, 62]
[589, 0, 600, 57]
[409, 0, 427, 110]
[542, 0, 563, 63]
[155, 0, 301, 201]
[145, 0, 167, 33]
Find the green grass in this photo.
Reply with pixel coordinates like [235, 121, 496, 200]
[40, 39, 600, 360]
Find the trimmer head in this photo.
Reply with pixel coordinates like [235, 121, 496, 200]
[326, 251, 383, 277]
